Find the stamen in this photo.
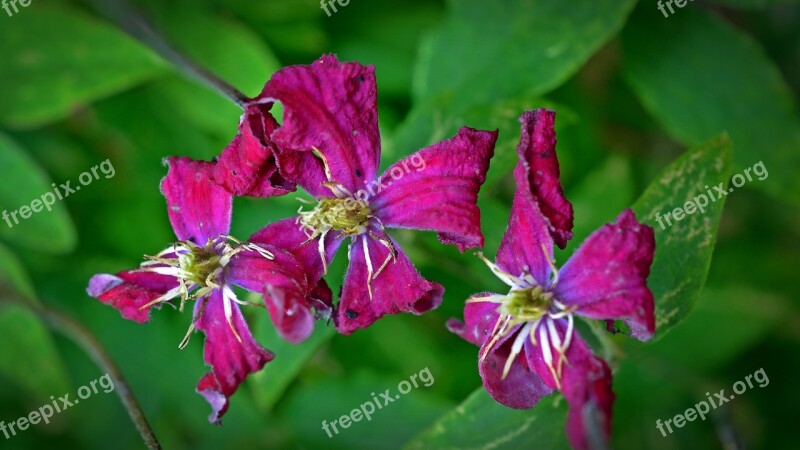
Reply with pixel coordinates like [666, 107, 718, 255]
[538, 323, 561, 390]
[179, 296, 209, 350]
[312, 147, 333, 182]
[546, 318, 566, 378]
[476, 252, 527, 288]
[480, 314, 512, 361]
[362, 235, 374, 301]
[541, 243, 559, 288]
[139, 285, 184, 311]
[528, 317, 542, 345]
[319, 228, 330, 275]
[465, 294, 506, 304]
[371, 235, 397, 280]
[222, 285, 243, 344]
[502, 322, 533, 380]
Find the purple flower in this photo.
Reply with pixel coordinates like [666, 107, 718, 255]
[239, 55, 498, 334]
[87, 157, 329, 424]
[447, 110, 656, 450]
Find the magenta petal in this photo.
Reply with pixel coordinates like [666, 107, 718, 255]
[446, 294, 502, 346]
[554, 209, 656, 340]
[249, 217, 344, 283]
[516, 110, 574, 249]
[479, 329, 554, 409]
[161, 157, 232, 244]
[87, 271, 177, 323]
[371, 127, 497, 252]
[262, 54, 381, 196]
[194, 290, 273, 425]
[525, 321, 613, 450]
[495, 186, 555, 286]
[450, 301, 553, 409]
[226, 247, 316, 343]
[335, 232, 443, 334]
[213, 103, 296, 198]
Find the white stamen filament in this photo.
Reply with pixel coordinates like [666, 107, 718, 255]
[222, 284, 243, 344]
[466, 294, 507, 304]
[502, 322, 533, 380]
[476, 252, 528, 288]
[362, 234, 374, 301]
[538, 323, 561, 389]
[319, 228, 330, 275]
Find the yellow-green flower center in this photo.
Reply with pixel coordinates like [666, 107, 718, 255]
[178, 242, 223, 288]
[299, 196, 372, 237]
[500, 285, 554, 328]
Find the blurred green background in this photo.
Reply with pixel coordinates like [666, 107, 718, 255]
[0, 0, 798, 449]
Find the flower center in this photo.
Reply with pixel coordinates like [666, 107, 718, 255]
[178, 241, 224, 288]
[299, 196, 372, 237]
[139, 236, 273, 311]
[500, 285, 554, 327]
[470, 251, 577, 389]
[138, 236, 274, 348]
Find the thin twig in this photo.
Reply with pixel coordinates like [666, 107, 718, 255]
[0, 288, 161, 450]
[85, 0, 249, 109]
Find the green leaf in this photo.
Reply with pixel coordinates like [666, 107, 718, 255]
[250, 319, 336, 411]
[622, 7, 800, 205]
[632, 135, 732, 336]
[642, 286, 784, 371]
[282, 371, 455, 450]
[0, 133, 77, 253]
[396, 0, 636, 152]
[414, 0, 636, 105]
[0, 6, 166, 128]
[404, 389, 568, 450]
[0, 305, 71, 402]
[0, 242, 35, 300]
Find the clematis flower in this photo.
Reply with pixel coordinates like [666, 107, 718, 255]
[237, 54, 497, 334]
[447, 110, 656, 450]
[87, 157, 329, 424]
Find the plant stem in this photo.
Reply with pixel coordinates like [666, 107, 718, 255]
[0, 290, 161, 450]
[85, 0, 249, 109]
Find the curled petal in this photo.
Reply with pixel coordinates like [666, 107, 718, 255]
[213, 103, 296, 197]
[227, 246, 320, 343]
[87, 270, 178, 323]
[554, 209, 656, 340]
[515, 109, 573, 248]
[525, 320, 613, 450]
[262, 54, 381, 196]
[161, 157, 232, 244]
[371, 127, 497, 252]
[335, 231, 443, 334]
[194, 290, 273, 425]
